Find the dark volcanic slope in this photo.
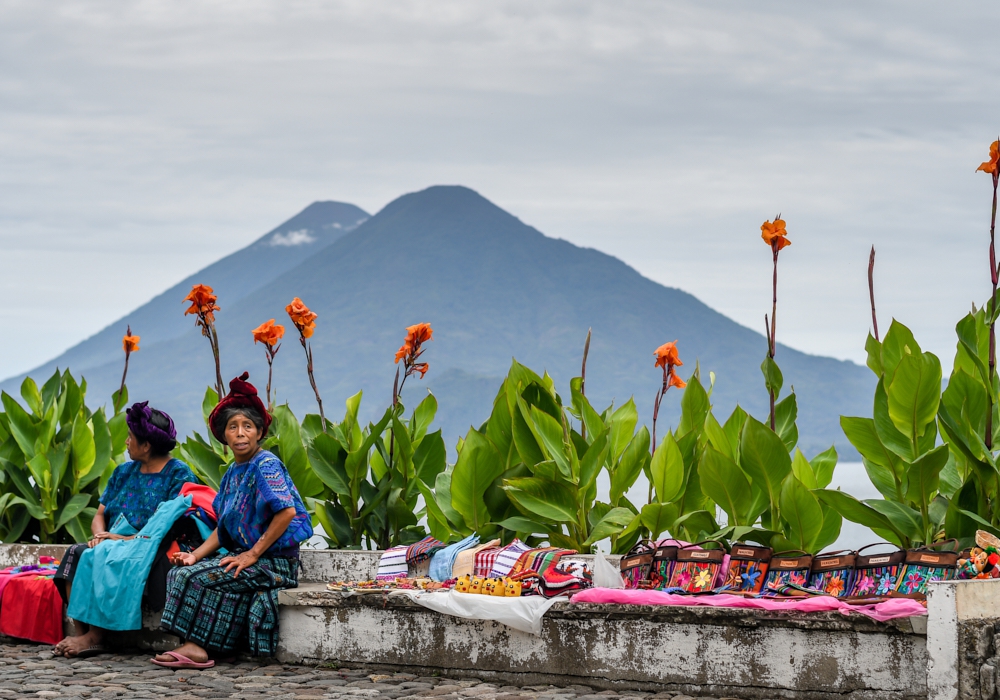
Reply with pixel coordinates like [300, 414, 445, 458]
[7, 187, 871, 456]
[2, 201, 369, 388]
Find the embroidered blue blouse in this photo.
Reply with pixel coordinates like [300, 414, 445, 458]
[99, 458, 199, 531]
[214, 449, 313, 558]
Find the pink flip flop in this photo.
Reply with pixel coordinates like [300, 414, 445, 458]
[150, 650, 215, 669]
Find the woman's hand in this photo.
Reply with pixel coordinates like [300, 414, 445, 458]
[170, 552, 198, 566]
[220, 551, 259, 578]
[88, 532, 110, 548]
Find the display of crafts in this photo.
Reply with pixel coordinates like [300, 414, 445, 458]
[361, 536, 593, 598]
[617, 534, 990, 602]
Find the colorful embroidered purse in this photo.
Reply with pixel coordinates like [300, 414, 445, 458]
[619, 541, 655, 589]
[893, 543, 959, 598]
[667, 542, 726, 593]
[762, 550, 812, 593]
[721, 544, 772, 594]
[808, 550, 857, 597]
[648, 542, 680, 589]
[848, 543, 906, 598]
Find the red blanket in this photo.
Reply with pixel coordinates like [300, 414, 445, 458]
[0, 575, 63, 644]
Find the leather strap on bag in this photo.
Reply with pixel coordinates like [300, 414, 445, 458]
[811, 549, 857, 572]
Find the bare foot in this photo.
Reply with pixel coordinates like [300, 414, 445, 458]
[60, 630, 103, 658]
[153, 641, 209, 664]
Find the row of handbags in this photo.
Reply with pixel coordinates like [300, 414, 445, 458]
[620, 540, 959, 598]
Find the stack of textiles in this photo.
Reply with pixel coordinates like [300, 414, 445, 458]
[372, 537, 592, 598]
[0, 560, 62, 644]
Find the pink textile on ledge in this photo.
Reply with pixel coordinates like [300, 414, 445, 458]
[571, 588, 927, 622]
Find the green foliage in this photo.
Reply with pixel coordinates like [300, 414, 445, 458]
[824, 321, 960, 548]
[0, 370, 125, 543]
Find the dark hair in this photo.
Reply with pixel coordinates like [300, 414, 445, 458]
[214, 405, 266, 440]
[144, 409, 177, 457]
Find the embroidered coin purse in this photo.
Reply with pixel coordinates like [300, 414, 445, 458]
[893, 543, 959, 598]
[648, 542, 680, 590]
[619, 541, 655, 589]
[761, 550, 813, 594]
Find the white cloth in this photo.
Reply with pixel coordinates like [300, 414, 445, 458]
[392, 589, 566, 635]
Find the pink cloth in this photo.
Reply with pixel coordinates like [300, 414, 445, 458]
[571, 587, 927, 622]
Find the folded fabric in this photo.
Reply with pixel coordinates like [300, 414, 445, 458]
[453, 539, 500, 579]
[509, 547, 575, 578]
[393, 589, 566, 635]
[571, 588, 928, 622]
[429, 535, 480, 582]
[376, 546, 409, 582]
[0, 574, 62, 644]
[406, 536, 447, 565]
[486, 540, 531, 579]
[0, 565, 57, 601]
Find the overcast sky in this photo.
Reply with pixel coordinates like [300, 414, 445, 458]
[1, 1, 999, 380]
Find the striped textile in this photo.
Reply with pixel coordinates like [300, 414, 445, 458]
[376, 546, 409, 582]
[486, 540, 531, 579]
[453, 539, 500, 579]
[406, 536, 446, 565]
[160, 555, 297, 656]
[509, 547, 575, 579]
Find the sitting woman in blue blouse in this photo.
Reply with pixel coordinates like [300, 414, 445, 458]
[54, 402, 198, 657]
[152, 372, 312, 669]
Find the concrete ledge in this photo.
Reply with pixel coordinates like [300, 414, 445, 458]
[277, 584, 927, 700]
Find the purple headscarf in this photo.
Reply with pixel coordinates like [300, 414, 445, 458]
[125, 401, 177, 448]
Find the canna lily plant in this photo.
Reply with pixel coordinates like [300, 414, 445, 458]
[251, 319, 285, 410]
[114, 326, 139, 415]
[760, 217, 790, 431]
[183, 284, 224, 400]
[286, 297, 325, 428]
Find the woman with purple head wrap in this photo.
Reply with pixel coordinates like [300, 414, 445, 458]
[53, 401, 199, 658]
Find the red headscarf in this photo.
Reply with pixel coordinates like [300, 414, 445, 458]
[208, 372, 272, 444]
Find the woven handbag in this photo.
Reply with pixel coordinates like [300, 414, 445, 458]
[893, 541, 959, 598]
[721, 544, 772, 594]
[808, 550, 857, 597]
[762, 550, 812, 593]
[619, 541, 655, 589]
[666, 542, 726, 593]
[848, 543, 906, 597]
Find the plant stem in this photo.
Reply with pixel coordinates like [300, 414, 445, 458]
[118, 354, 129, 409]
[301, 337, 326, 429]
[769, 245, 778, 431]
[209, 324, 223, 401]
[868, 246, 879, 342]
[265, 351, 274, 410]
[989, 171, 998, 450]
[581, 328, 591, 440]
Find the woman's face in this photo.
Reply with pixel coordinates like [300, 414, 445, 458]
[125, 430, 150, 462]
[225, 412, 261, 461]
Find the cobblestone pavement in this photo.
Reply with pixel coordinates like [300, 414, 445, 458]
[0, 643, 738, 700]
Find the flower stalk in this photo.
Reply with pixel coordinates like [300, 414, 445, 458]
[252, 319, 285, 410]
[580, 328, 592, 440]
[116, 326, 140, 414]
[285, 297, 324, 429]
[183, 284, 223, 400]
[978, 141, 1000, 449]
[760, 216, 790, 431]
[650, 341, 686, 503]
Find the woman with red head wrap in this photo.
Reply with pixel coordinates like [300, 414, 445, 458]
[153, 373, 312, 668]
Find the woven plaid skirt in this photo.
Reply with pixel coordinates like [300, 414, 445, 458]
[159, 555, 298, 656]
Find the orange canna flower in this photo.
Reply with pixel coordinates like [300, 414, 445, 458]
[761, 219, 791, 251]
[285, 297, 318, 339]
[395, 323, 433, 378]
[977, 140, 1000, 175]
[252, 319, 285, 347]
[654, 341, 683, 369]
[122, 330, 140, 355]
[667, 368, 687, 389]
[183, 284, 220, 324]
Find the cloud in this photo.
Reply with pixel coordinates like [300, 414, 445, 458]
[269, 229, 316, 247]
[0, 1, 998, 377]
